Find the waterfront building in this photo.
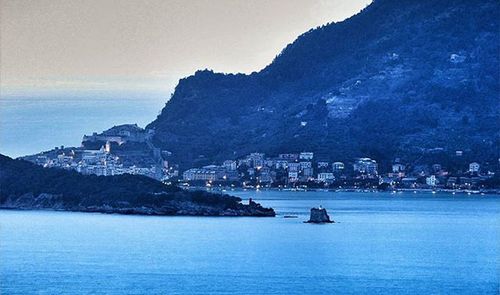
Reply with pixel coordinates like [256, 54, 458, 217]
[183, 168, 217, 181]
[447, 177, 458, 188]
[182, 165, 226, 182]
[401, 177, 418, 188]
[288, 171, 299, 182]
[460, 177, 481, 187]
[258, 167, 273, 183]
[426, 175, 437, 186]
[317, 173, 334, 183]
[379, 176, 397, 186]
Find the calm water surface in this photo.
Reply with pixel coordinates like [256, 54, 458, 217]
[0, 96, 165, 158]
[1, 191, 499, 294]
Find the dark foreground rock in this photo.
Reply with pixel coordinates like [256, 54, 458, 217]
[0, 154, 275, 217]
[0, 192, 276, 217]
[306, 207, 334, 223]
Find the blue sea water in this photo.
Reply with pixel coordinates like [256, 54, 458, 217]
[0, 96, 165, 158]
[0, 191, 499, 294]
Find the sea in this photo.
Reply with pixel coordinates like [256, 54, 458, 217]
[1, 191, 499, 294]
[0, 95, 165, 158]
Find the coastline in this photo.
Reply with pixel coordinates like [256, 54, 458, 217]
[0, 206, 276, 217]
[0, 199, 276, 217]
[186, 186, 500, 195]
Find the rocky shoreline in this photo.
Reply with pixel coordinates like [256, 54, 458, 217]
[0, 154, 276, 217]
[0, 193, 276, 217]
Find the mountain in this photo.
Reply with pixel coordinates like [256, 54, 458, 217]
[0, 154, 274, 216]
[147, 0, 499, 170]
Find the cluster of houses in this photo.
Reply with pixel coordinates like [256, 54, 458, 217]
[182, 152, 494, 190]
[26, 128, 495, 191]
[31, 143, 167, 180]
[380, 161, 491, 190]
[183, 152, 373, 185]
[25, 124, 181, 181]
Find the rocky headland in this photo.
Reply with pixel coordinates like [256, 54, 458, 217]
[0, 154, 275, 217]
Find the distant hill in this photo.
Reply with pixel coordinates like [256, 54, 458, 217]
[0, 154, 274, 216]
[147, 0, 499, 170]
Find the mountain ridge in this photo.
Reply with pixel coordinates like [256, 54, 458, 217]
[147, 0, 499, 170]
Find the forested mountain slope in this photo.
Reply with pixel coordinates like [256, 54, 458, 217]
[148, 0, 499, 170]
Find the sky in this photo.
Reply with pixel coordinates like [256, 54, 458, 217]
[1, 0, 371, 97]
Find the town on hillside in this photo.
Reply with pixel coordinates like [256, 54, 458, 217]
[22, 124, 178, 181]
[22, 125, 498, 193]
[180, 152, 496, 192]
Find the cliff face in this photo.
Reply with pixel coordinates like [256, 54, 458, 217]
[148, 0, 499, 169]
[0, 154, 275, 217]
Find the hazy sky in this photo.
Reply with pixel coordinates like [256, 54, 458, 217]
[1, 0, 371, 97]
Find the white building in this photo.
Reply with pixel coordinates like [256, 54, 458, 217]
[317, 173, 335, 183]
[317, 162, 329, 168]
[288, 171, 299, 182]
[288, 162, 301, 172]
[247, 153, 265, 168]
[392, 163, 405, 173]
[353, 158, 378, 175]
[299, 152, 314, 160]
[223, 160, 237, 171]
[300, 161, 312, 169]
[258, 167, 273, 183]
[238, 158, 251, 167]
[278, 153, 299, 161]
[302, 168, 314, 178]
[332, 162, 345, 173]
[469, 162, 480, 173]
[426, 175, 437, 186]
[183, 168, 217, 181]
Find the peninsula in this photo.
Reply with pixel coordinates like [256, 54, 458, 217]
[0, 154, 275, 217]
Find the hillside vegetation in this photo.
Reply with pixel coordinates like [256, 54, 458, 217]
[0, 154, 274, 216]
[148, 0, 499, 170]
